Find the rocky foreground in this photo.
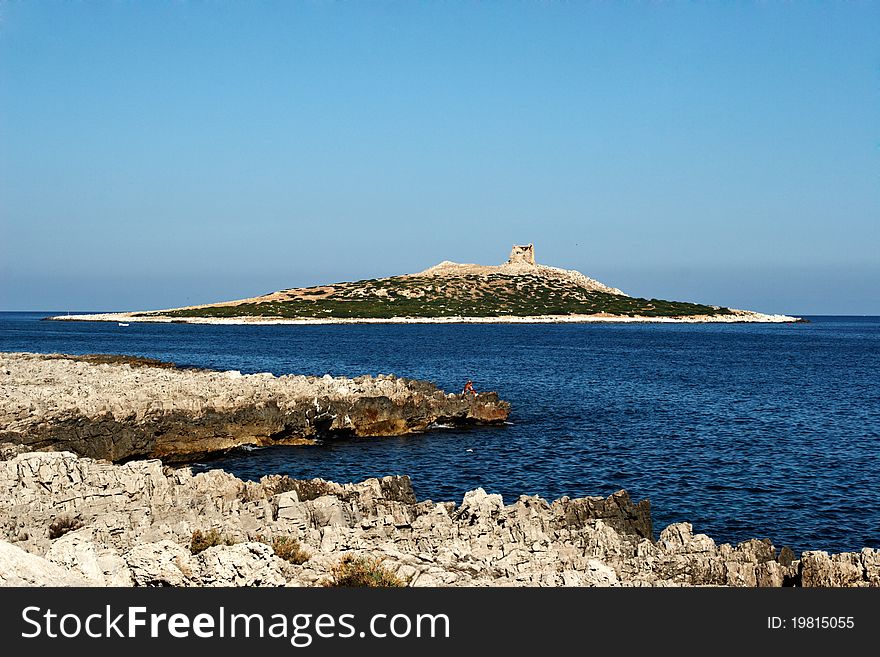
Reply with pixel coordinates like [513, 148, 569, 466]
[0, 451, 876, 587]
[0, 352, 509, 462]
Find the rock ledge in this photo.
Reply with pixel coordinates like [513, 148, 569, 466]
[0, 352, 510, 462]
[1, 452, 876, 588]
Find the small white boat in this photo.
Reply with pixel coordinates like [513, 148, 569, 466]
[118, 322, 129, 327]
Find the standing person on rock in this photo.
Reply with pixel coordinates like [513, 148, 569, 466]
[463, 380, 477, 396]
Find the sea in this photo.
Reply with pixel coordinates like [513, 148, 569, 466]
[1, 312, 878, 555]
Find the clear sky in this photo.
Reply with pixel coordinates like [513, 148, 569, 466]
[1, 2, 877, 314]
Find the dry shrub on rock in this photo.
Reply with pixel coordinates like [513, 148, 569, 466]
[190, 529, 234, 555]
[325, 555, 406, 587]
[269, 536, 310, 565]
[48, 514, 83, 540]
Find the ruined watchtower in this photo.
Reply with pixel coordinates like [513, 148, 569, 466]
[507, 244, 536, 267]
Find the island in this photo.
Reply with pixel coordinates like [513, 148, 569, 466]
[49, 244, 801, 324]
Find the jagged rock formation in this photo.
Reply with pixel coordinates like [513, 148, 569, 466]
[0, 451, 876, 587]
[0, 353, 510, 463]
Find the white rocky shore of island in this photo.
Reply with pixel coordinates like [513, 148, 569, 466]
[48, 309, 801, 325]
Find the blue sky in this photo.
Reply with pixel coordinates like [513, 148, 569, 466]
[1, 2, 877, 314]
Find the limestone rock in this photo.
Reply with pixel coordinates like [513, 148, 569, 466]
[0, 352, 510, 462]
[125, 540, 196, 587]
[0, 451, 873, 588]
[196, 542, 288, 587]
[800, 551, 869, 587]
[45, 533, 133, 586]
[0, 539, 92, 586]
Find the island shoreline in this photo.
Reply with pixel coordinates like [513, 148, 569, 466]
[47, 310, 804, 325]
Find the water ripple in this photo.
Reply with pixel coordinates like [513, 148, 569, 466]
[2, 313, 878, 554]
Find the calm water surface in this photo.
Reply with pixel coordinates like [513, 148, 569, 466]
[2, 312, 878, 554]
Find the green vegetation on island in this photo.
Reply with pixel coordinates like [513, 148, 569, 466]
[139, 272, 731, 320]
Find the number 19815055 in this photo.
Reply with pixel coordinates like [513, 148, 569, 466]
[768, 616, 854, 630]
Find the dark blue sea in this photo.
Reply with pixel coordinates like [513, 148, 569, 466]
[2, 312, 878, 555]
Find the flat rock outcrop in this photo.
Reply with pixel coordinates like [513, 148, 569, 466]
[1, 451, 875, 587]
[0, 352, 510, 462]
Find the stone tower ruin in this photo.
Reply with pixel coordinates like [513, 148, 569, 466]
[507, 243, 536, 266]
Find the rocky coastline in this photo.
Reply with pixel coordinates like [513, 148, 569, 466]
[0, 352, 510, 463]
[0, 450, 875, 587]
[1, 351, 873, 588]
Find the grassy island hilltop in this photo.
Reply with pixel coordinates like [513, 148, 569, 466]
[136, 244, 733, 320]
